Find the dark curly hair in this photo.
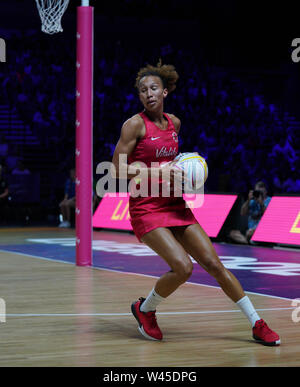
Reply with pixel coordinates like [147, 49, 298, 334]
[135, 59, 179, 94]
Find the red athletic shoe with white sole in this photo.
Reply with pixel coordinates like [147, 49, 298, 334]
[252, 319, 281, 346]
[131, 297, 163, 341]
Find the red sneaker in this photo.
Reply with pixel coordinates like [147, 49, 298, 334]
[252, 319, 281, 346]
[131, 297, 163, 341]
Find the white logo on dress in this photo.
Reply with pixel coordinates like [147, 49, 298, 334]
[151, 137, 160, 141]
[156, 146, 177, 158]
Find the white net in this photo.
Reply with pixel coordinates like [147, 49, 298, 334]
[35, 0, 70, 34]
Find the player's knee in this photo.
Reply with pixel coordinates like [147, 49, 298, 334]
[177, 261, 193, 281]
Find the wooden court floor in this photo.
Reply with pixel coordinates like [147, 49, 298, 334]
[0, 227, 299, 367]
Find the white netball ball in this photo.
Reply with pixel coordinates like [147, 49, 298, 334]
[174, 152, 208, 191]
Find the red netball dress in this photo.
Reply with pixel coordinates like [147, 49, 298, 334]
[128, 111, 198, 242]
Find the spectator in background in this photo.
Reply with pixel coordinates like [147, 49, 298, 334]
[272, 156, 290, 193]
[5, 144, 20, 172]
[240, 181, 271, 242]
[12, 159, 31, 175]
[269, 135, 297, 165]
[58, 168, 76, 228]
[284, 168, 300, 193]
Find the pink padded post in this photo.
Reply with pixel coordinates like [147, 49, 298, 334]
[75, 5, 93, 266]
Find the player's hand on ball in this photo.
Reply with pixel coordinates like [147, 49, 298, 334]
[161, 162, 188, 188]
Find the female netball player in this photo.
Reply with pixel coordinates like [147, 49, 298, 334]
[111, 61, 280, 346]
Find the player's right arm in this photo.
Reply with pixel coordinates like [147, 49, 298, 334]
[112, 115, 146, 179]
[241, 190, 253, 216]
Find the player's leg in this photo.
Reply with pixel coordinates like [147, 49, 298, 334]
[141, 227, 193, 297]
[171, 223, 244, 302]
[131, 227, 193, 341]
[65, 197, 75, 224]
[171, 223, 280, 346]
[59, 199, 68, 226]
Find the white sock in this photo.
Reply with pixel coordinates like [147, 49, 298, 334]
[140, 288, 165, 313]
[236, 296, 261, 327]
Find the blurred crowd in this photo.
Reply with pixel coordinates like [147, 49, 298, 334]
[0, 30, 299, 200]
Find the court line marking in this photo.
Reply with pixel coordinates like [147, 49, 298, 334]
[0, 249, 75, 266]
[0, 307, 294, 318]
[0, 248, 296, 302]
